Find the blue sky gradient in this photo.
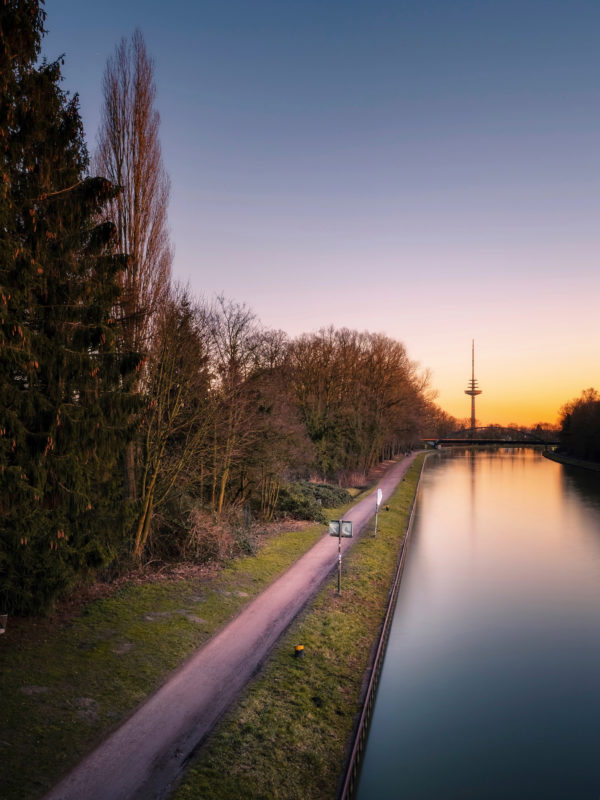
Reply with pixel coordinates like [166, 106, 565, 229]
[43, 0, 600, 424]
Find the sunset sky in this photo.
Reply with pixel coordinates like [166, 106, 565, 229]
[43, 0, 599, 426]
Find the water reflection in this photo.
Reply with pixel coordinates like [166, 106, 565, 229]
[560, 464, 600, 513]
[356, 448, 600, 800]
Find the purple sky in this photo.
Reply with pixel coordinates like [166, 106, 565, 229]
[43, 0, 600, 424]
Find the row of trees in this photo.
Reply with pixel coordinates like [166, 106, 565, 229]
[0, 3, 454, 614]
[558, 388, 600, 462]
[128, 297, 455, 556]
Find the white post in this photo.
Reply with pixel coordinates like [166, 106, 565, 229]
[337, 527, 342, 595]
[374, 488, 383, 537]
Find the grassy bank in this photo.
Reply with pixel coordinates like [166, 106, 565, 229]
[172, 455, 426, 800]
[1, 491, 370, 800]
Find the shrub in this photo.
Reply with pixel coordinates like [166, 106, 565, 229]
[276, 482, 351, 523]
[184, 506, 258, 563]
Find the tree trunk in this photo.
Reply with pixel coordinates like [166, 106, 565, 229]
[133, 484, 154, 558]
[124, 439, 137, 500]
[217, 466, 229, 515]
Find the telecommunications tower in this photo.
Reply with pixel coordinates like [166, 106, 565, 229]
[464, 340, 482, 429]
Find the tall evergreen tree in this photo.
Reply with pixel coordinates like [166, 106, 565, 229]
[0, 1, 138, 613]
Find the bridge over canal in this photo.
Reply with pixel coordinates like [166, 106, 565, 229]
[426, 426, 560, 448]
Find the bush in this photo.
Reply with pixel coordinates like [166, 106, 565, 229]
[184, 506, 258, 563]
[276, 482, 351, 523]
[307, 482, 352, 507]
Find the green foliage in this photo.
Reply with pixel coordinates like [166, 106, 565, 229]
[276, 481, 352, 523]
[305, 481, 352, 507]
[0, 2, 138, 613]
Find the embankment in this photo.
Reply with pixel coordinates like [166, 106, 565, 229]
[172, 454, 428, 800]
[543, 450, 600, 472]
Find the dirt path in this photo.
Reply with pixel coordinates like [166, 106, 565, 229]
[43, 454, 419, 800]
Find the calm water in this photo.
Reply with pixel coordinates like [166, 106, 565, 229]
[356, 448, 600, 800]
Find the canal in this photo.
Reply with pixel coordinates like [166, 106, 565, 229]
[356, 448, 600, 800]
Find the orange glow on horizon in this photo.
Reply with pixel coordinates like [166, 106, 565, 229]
[429, 352, 598, 429]
[436, 380, 591, 429]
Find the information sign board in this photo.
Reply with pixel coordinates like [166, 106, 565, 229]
[329, 520, 353, 537]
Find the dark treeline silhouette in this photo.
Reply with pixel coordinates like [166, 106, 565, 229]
[0, 3, 454, 614]
[558, 388, 600, 463]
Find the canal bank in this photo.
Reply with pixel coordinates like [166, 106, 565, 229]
[171, 455, 428, 800]
[543, 449, 600, 471]
[2, 456, 422, 800]
[338, 452, 428, 800]
[41, 458, 421, 800]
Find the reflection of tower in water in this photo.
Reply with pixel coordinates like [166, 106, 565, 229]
[464, 340, 482, 429]
[468, 449, 477, 546]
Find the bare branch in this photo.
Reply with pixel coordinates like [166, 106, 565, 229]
[94, 29, 172, 358]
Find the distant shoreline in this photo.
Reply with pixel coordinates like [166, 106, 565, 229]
[543, 450, 600, 472]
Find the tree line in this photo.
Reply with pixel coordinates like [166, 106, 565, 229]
[0, 3, 454, 614]
[558, 388, 600, 463]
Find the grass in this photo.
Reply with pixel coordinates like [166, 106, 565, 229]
[172, 455, 426, 800]
[0, 459, 426, 800]
[1, 488, 373, 800]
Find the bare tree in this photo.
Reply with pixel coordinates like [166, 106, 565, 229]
[95, 29, 172, 499]
[208, 296, 262, 514]
[288, 328, 433, 479]
[133, 286, 213, 558]
[95, 28, 172, 355]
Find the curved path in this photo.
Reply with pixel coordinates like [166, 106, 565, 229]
[44, 454, 419, 800]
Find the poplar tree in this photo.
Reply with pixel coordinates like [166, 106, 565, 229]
[0, 0, 137, 613]
[95, 28, 172, 356]
[95, 30, 172, 502]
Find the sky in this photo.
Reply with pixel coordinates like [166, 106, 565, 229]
[41, 0, 600, 426]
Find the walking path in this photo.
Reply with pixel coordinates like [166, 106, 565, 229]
[43, 454, 419, 800]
